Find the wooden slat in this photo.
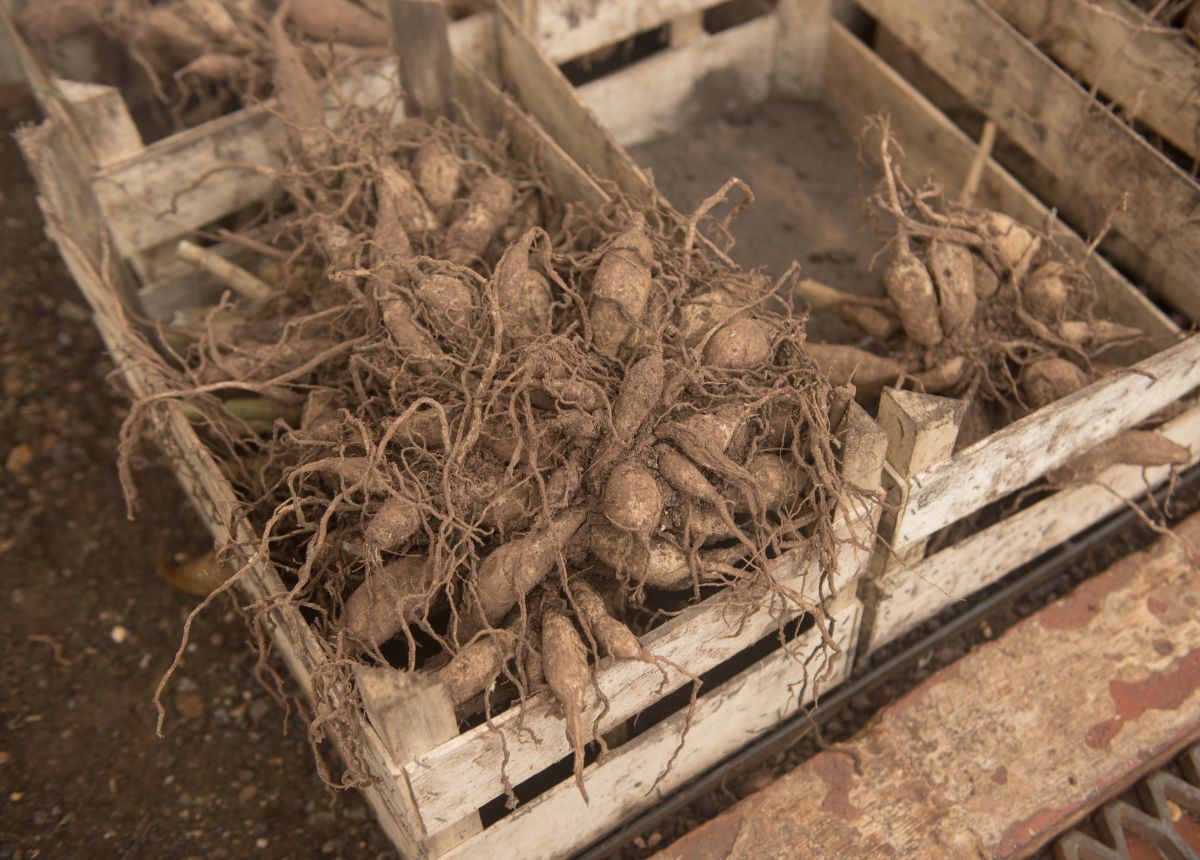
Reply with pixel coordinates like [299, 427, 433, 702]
[857, 0, 1200, 323]
[494, 6, 653, 200]
[658, 514, 1200, 860]
[982, 0, 1200, 162]
[893, 334, 1200, 548]
[409, 522, 864, 833]
[53, 80, 143, 168]
[871, 399, 1200, 650]
[441, 600, 861, 860]
[577, 14, 778, 147]
[772, 0, 831, 99]
[355, 669, 482, 854]
[825, 22, 1177, 344]
[535, 0, 726, 63]
[388, 0, 454, 118]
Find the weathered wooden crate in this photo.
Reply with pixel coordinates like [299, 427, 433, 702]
[13, 7, 887, 858]
[526, 0, 1200, 655]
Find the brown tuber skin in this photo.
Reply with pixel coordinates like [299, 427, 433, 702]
[455, 508, 587, 643]
[416, 273, 476, 341]
[983, 211, 1037, 270]
[1021, 357, 1088, 408]
[378, 163, 439, 237]
[677, 288, 744, 347]
[438, 632, 514, 706]
[927, 239, 977, 335]
[289, 0, 388, 46]
[364, 496, 422, 553]
[972, 254, 1001, 300]
[885, 243, 943, 348]
[445, 175, 515, 265]
[590, 217, 654, 359]
[573, 581, 641, 660]
[492, 230, 553, 346]
[702, 317, 775, 369]
[542, 611, 592, 800]
[413, 138, 462, 209]
[342, 556, 436, 648]
[590, 523, 737, 589]
[587, 350, 664, 486]
[601, 462, 662, 536]
[379, 289, 449, 371]
[806, 343, 904, 404]
[1023, 262, 1071, 320]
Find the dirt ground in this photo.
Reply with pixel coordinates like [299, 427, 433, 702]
[631, 98, 887, 343]
[0, 107, 392, 859]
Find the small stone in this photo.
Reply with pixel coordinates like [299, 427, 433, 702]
[176, 691, 205, 720]
[5, 443, 33, 474]
[248, 700, 270, 724]
[320, 840, 338, 854]
[255, 838, 269, 850]
[646, 832, 662, 849]
[308, 811, 336, 831]
[0, 752, 8, 765]
[110, 625, 129, 644]
[56, 299, 90, 323]
[237, 785, 258, 803]
[10, 791, 23, 801]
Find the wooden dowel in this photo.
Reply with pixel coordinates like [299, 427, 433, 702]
[176, 240, 273, 302]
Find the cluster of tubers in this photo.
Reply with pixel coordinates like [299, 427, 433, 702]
[797, 120, 1148, 453]
[122, 7, 859, 797]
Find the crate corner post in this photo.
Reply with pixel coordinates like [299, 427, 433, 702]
[859, 387, 964, 655]
[354, 666, 483, 858]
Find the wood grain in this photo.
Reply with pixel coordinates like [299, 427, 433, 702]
[982, 0, 1200, 162]
[870, 400, 1200, 650]
[893, 334, 1200, 548]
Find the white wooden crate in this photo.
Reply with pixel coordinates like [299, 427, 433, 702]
[12, 7, 888, 858]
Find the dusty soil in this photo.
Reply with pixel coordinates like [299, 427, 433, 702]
[0, 107, 392, 859]
[630, 98, 887, 342]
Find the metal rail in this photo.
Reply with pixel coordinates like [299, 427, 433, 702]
[578, 464, 1200, 859]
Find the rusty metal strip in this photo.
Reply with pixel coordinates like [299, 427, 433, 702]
[1054, 742, 1200, 860]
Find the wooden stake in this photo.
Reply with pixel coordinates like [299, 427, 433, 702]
[958, 119, 996, 206]
[355, 667, 483, 856]
[859, 388, 964, 655]
[386, 0, 454, 118]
